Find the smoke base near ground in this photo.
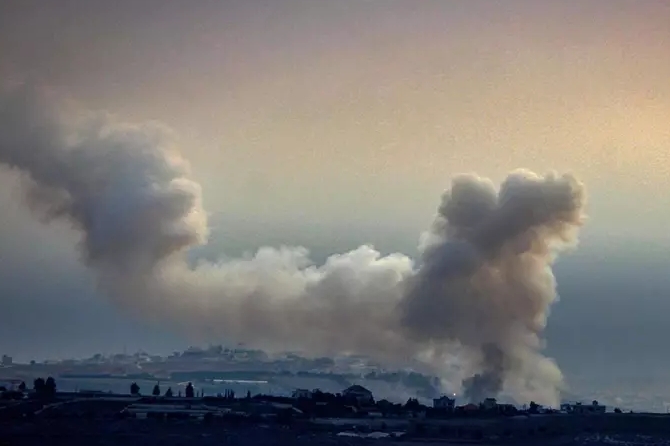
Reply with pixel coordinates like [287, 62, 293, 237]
[0, 83, 586, 406]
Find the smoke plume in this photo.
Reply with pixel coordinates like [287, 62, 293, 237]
[0, 83, 586, 406]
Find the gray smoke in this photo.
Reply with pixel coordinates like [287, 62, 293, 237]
[461, 344, 505, 404]
[0, 83, 586, 406]
[400, 168, 585, 403]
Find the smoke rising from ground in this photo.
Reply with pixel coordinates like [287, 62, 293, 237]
[0, 84, 586, 406]
[401, 167, 585, 403]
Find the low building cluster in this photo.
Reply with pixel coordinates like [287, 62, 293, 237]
[561, 400, 607, 414]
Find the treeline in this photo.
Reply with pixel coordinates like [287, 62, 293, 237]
[0, 377, 57, 400]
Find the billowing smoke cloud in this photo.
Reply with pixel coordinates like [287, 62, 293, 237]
[0, 83, 586, 406]
[400, 166, 585, 403]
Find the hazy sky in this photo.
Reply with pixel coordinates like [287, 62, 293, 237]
[0, 0, 669, 373]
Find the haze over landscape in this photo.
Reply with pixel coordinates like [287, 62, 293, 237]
[1, 0, 669, 410]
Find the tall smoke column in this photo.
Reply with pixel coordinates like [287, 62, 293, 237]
[0, 83, 586, 405]
[400, 167, 585, 405]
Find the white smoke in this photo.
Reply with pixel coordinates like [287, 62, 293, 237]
[0, 83, 586, 406]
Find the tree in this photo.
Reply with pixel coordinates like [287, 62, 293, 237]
[165, 387, 173, 397]
[45, 377, 57, 396]
[185, 382, 194, 398]
[33, 378, 45, 394]
[312, 389, 325, 402]
[152, 383, 160, 396]
[18, 381, 26, 392]
[130, 382, 140, 396]
[404, 398, 421, 410]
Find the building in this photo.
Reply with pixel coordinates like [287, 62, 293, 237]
[461, 403, 479, 413]
[433, 395, 456, 410]
[561, 400, 606, 414]
[122, 403, 229, 420]
[1, 355, 12, 366]
[481, 397, 498, 410]
[342, 385, 374, 404]
[292, 388, 312, 399]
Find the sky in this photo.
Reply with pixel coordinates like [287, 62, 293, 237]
[0, 0, 669, 379]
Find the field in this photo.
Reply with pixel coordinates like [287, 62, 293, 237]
[4, 419, 670, 446]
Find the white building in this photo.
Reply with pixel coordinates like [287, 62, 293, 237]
[1, 355, 12, 366]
